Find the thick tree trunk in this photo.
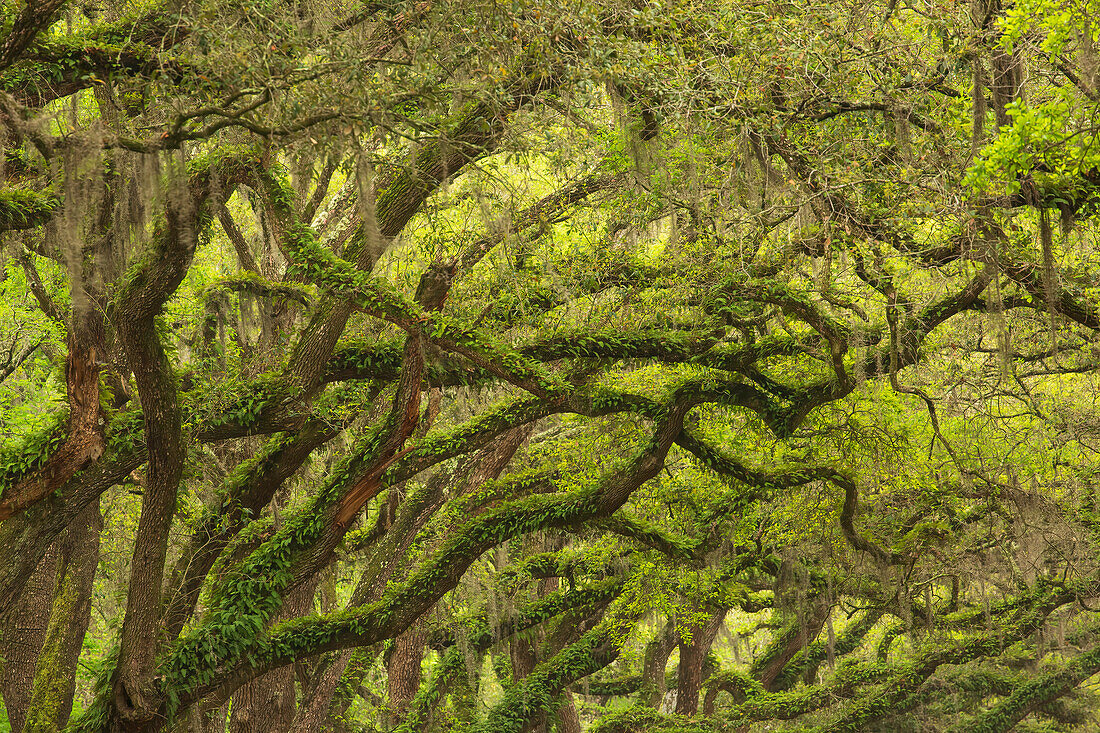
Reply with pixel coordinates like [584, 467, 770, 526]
[674, 609, 727, 717]
[386, 617, 429, 728]
[0, 545, 57, 732]
[0, 501, 101, 732]
[23, 501, 101, 732]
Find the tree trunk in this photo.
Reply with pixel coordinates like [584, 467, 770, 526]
[23, 501, 101, 732]
[638, 617, 678, 708]
[0, 500, 101, 732]
[674, 609, 727, 717]
[555, 692, 583, 733]
[386, 617, 429, 728]
[0, 546, 57, 732]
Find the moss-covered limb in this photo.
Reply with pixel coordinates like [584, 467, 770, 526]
[770, 610, 884, 692]
[0, 416, 142, 618]
[830, 472, 897, 565]
[0, 187, 57, 230]
[739, 263, 994, 437]
[909, 665, 1094, 728]
[750, 601, 831, 692]
[588, 707, 720, 733]
[429, 579, 626, 653]
[493, 548, 629, 587]
[677, 434, 889, 565]
[1, 8, 189, 105]
[165, 401, 690, 712]
[323, 326, 731, 387]
[386, 397, 554, 484]
[573, 674, 643, 697]
[727, 280, 853, 352]
[200, 273, 311, 307]
[111, 321, 187, 726]
[4, 42, 184, 108]
[1002, 256, 1100, 330]
[703, 668, 763, 706]
[114, 148, 260, 323]
[816, 586, 1092, 733]
[199, 272, 312, 355]
[16, 249, 66, 326]
[675, 429, 826, 495]
[522, 327, 723, 363]
[721, 660, 892, 725]
[932, 575, 1100, 637]
[0, 334, 43, 384]
[159, 420, 339, 642]
[947, 641, 1100, 733]
[283, 217, 572, 400]
[471, 611, 637, 733]
[596, 513, 701, 565]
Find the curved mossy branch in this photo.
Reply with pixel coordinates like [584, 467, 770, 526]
[430, 579, 626, 653]
[588, 707, 715, 732]
[769, 609, 884, 692]
[595, 513, 700, 565]
[817, 580, 1100, 733]
[776, 259, 989, 432]
[471, 611, 638, 733]
[722, 659, 892, 725]
[1, 8, 189, 106]
[199, 273, 312, 353]
[750, 600, 831, 693]
[0, 432, 144, 619]
[1002, 256, 1100, 330]
[0, 187, 57, 230]
[947, 636, 1100, 733]
[159, 419, 338, 643]
[492, 549, 631, 588]
[325, 338, 494, 387]
[675, 430, 828, 493]
[161, 395, 693, 713]
[676, 431, 903, 566]
[200, 273, 311, 308]
[324, 327, 728, 387]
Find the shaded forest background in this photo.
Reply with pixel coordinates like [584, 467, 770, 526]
[3, 0, 1100, 731]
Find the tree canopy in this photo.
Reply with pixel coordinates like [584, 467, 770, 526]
[3, 0, 1100, 731]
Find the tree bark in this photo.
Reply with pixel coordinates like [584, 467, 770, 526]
[0, 500, 101, 732]
[23, 501, 101, 731]
[638, 617, 678, 708]
[0, 546, 56, 732]
[386, 617, 429, 728]
[674, 609, 727, 717]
